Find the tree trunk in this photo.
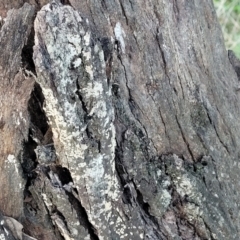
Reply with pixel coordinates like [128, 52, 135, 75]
[0, 0, 240, 239]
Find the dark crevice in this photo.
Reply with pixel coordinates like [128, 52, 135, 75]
[114, 138, 136, 211]
[60, 0, 72, 5]
[20, 136, 38, 176]
[122, 185, 133, 206]
[128, 0, 134, 10]
[119, 0, 129, 25]
[212, 125, 230, 154]
[76, 78, 89, 122]
[200, 217, 216, 240]
[52, 166, 73, 186]
[47, 164, 99, 239]
[100, 0, 108, 10]
[99, 37, 113, 62]
[99, 37, 113, 83]
[51, 207, 72, 234]
[24, 83, 48, 144]
[195, 131, 209, 153]
[40, 195, 65, 240]
[20, 83, 49, 178]
[21, 83, 63, 239]
[202, 175, 208, 188]
[115, 144, 126, 170]
[29, 83, 49, 134]
[115, 40, 122, 56]
[19, 21, 54, 238]
[65, 191, 99, 240]
[21, 26, 36, 74]
[97, 140, 101, 153]
[132, 181, 162, 237]
[0, 19, 4, 31]
[136, 189, 151, 219]
[114, 140, 130, 187]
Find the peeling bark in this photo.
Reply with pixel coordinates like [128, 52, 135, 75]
[1, 0, 240, 239]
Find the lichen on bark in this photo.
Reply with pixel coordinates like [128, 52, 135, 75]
[33, 2, 129, 239]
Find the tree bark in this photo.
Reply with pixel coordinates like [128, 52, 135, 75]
[0, 0, 240, 239]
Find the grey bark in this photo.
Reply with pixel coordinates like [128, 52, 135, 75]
[0, 0, 240, 239]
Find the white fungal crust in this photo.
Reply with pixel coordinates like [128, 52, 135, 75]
[33, 2, 126, 238]
[114, 22, 126, 53]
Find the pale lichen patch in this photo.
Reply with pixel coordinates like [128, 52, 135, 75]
[6, 155, 19, 175]
[114, 22, 126, 53]
[33, 2, 126, 238]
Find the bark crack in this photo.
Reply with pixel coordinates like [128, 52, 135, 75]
[203, 102, 230, 155]
[76, 77, 90, 121]
[214, 102, 235, 150]
[132, 32, 141, 51]
[175, 116, 195, 161]
[200, 217, 216, 240]
[177, 72, 185, 100]
[155, 29, 178, 96]
[117, 54, 158, 154]
[119, 0, 129, 25]
[172, 0, 180, 22]
[132, 180, 163, 239]
[64, 189, 99, 240]
[158, 107, 171, 147]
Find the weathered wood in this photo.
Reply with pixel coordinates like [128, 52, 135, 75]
[0, 2, 35, 218]
[1, 0, 240, 239]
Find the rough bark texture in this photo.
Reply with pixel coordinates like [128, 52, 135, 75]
[0, 0, 240, 239]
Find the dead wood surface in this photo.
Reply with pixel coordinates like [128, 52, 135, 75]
[0, 0, 240, 239]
